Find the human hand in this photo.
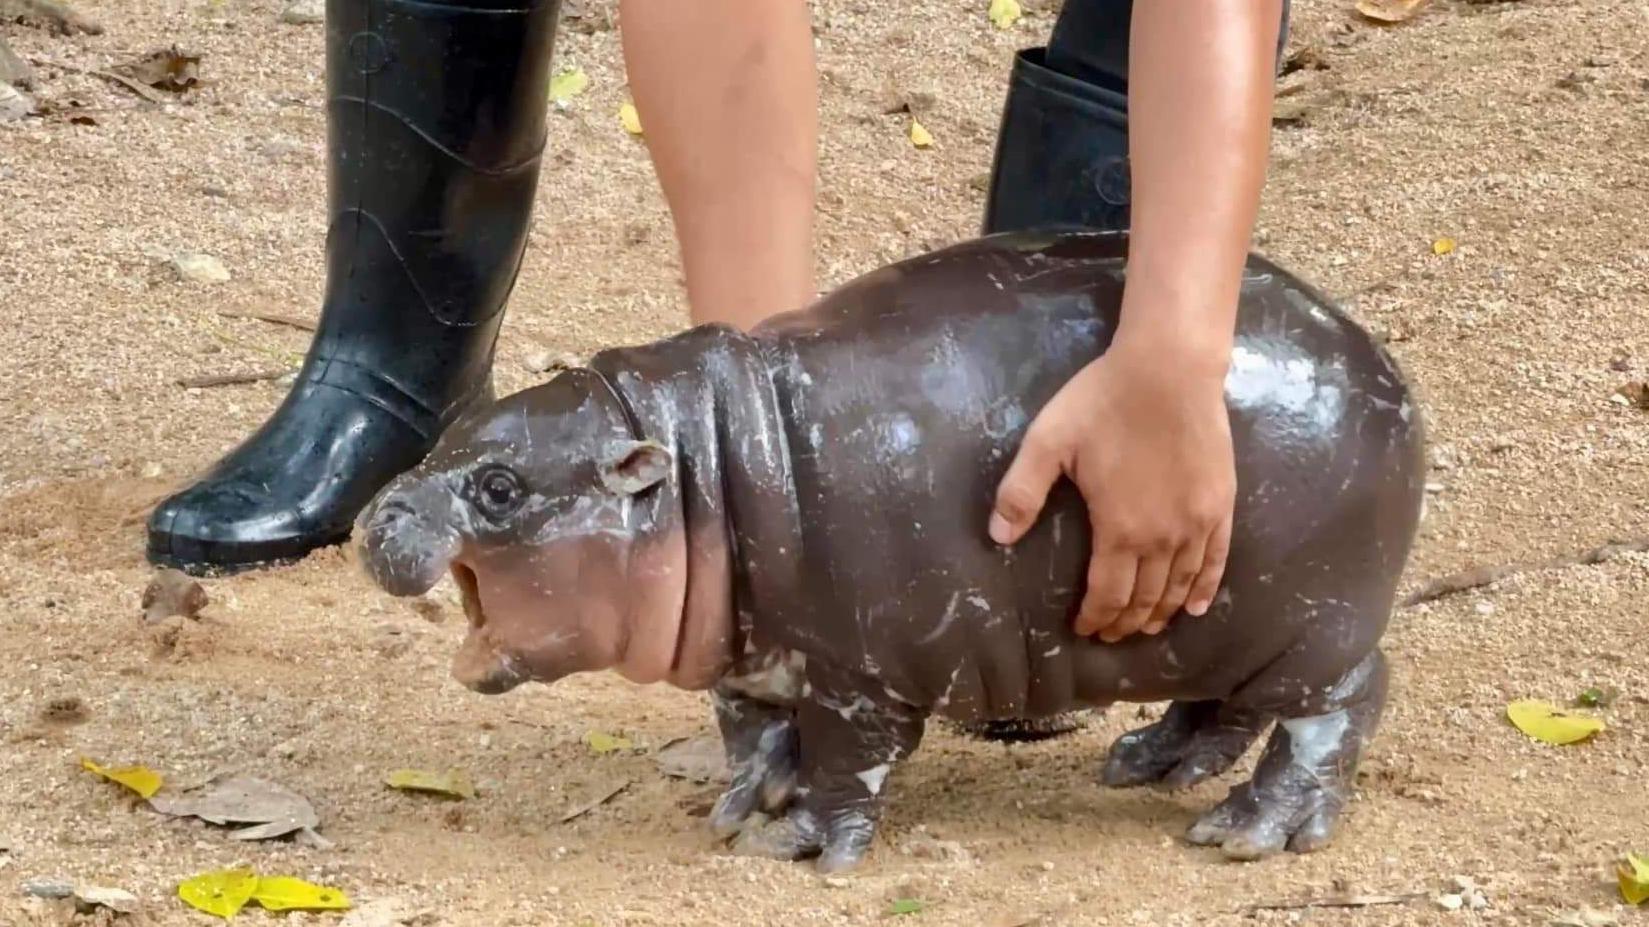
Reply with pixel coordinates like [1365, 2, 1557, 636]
[988, 332, 1236, 642]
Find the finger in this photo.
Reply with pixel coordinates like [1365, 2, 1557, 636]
[1075, 545, 1138, 637]
[1147, 533, 1211, 630]
[1102, 550, 1171, 643]
[989, 426, 1066, 546]
[1185, 514, 1233, 616]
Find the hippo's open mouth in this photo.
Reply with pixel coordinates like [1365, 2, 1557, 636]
[449, 562, 527, 695]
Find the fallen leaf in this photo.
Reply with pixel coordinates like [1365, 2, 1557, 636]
[654, 733, 730, 784]
[549, 66, 589, 106]
[147, 773, 322, 841]
[115, 46, 201, 92]
[22, 877, 75, 899]
[171, 253, 231, 284]
[385, 768, 476, 800]
[1432, 237, 1457, 255]
[909, 118, 934, 149]
[584, 731, 633, 754]
[1620, 852, 1649, 905]
[1615, 382, 1649, 410]
[889, 898, 926, 916]
[1506, 699, 1604, 745]
[178, 868, 258, 919]
[251, 876, 352, 912]
[1355, 0, 1428, 24]
[619, 101, 643, 135]
[988, 0, 1021, 29]
[73, 885, 140, 915]
[81, 757, 163, 799]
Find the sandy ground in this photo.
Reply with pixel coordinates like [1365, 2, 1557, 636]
[2, 0, 1648, 923]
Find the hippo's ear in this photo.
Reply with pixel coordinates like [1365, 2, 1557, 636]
[597, 439, 674, 495]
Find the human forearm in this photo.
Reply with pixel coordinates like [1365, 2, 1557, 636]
[1117, 0, 1282, 377]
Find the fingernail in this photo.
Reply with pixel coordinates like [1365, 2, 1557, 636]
[1186, 599, 1210, 616]
[988, 512, 1013, 545]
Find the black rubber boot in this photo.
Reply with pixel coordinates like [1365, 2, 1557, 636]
[147, 0, 562, 574]
[981, 46, 1132, 236]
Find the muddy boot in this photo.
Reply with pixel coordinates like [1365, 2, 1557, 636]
[147, 0, 563, 574]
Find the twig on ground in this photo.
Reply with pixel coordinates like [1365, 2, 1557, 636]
[29, 57, 164, 103]
[176, 369, 290, 389]
[1239, 892, 1424, 914]
[218, 309, 317, 333]
[1400, 536, 1649, 607]
[558, 781, 630, 824]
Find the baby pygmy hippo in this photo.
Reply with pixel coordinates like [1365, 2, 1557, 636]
[356, 230, 1427, 873]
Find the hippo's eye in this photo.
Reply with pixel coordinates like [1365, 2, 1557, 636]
[473, 466, 525, 520]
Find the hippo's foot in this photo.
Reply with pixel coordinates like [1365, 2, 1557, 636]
[709, 688, 799, 839]
[731, 806, 877, 874]
[1101, 700, 1268, 791]
[1186, 651, 1389, 860]
[725, 663, 927, 873]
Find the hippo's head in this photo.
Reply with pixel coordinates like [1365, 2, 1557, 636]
[354, 368, 678, 695]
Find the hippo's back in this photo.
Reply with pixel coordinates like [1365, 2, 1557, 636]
[744, 231, 1425, 719]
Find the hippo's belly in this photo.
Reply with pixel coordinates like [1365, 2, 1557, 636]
[745, 232, 1422, 719]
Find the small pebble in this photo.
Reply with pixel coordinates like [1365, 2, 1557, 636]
[171, 253, 231, 285]
[1435, 893, 1463, 911]
[74, 885, 139, 915]
[279, 0, 324, 24]
[1474, 601, 1496, 616]
[22, 877, 74, 899]
[1040, 861, 1055, 872]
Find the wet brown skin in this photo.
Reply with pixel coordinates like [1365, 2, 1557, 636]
[357, 229, 1427, 874]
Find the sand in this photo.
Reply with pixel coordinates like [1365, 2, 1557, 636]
[1, 0, 1646, 924]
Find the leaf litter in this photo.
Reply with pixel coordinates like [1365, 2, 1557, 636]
[147, 772, 324, 842]
[384, 768, 475, 800]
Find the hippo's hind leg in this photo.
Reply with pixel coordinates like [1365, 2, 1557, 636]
[1186, 648, 1389, 861]
[1101, 700, 1270, 791]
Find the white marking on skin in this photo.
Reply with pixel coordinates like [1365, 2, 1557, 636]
[1281, 709, 1351, 774]
[883, 685, 916, 705]
[823, 693, 877, 722]
[856, 764, 891, 795]
[918, 593, 962, 645]
[1043, 646, 1061, 657]
[966, 594, 989, 611]
[935, 665, 963, 709]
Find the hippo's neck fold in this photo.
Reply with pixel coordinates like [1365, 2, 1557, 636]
[588, 325, 802, 688]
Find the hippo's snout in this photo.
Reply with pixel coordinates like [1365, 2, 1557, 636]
[355, 474, 462, 597]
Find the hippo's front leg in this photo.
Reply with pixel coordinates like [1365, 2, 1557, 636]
[732, 666, 926, 873]
[708, 684, 799, 838]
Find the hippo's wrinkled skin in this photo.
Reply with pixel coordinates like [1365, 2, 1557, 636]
[356, 230, 1427, 873]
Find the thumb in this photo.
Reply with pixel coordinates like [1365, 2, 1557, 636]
[989, 428, 1064, 546]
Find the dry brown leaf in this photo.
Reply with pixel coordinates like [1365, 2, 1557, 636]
[1355, 0, 1428, 24]
[115, 46, 200, 92]
[147, 773, 322, 841]
[142, 569, 208, 623]
[653, 733, 730, 784]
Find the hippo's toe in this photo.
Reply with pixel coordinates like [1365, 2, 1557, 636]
[1101, 700, 1267, 791]
[728, 805, 876, 874]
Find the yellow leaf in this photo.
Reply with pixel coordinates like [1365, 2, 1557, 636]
[384, 768, 476, 800]
[1356, 0, 1428, 23]
[619, 102, 643, 135]
[584, 731, 633, 754]
[178, 868, 258, 920]
[250, 876, 352, 912]
[1620, 853, 1649, 905]
[909, 118, 934, 149]
[1506, 699, 1605, 745]
[549, 67, 590, 106]
[988, 0, 1021, 29]
[80, 757, 163, 799]
[1432, 237, 1457, 255]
